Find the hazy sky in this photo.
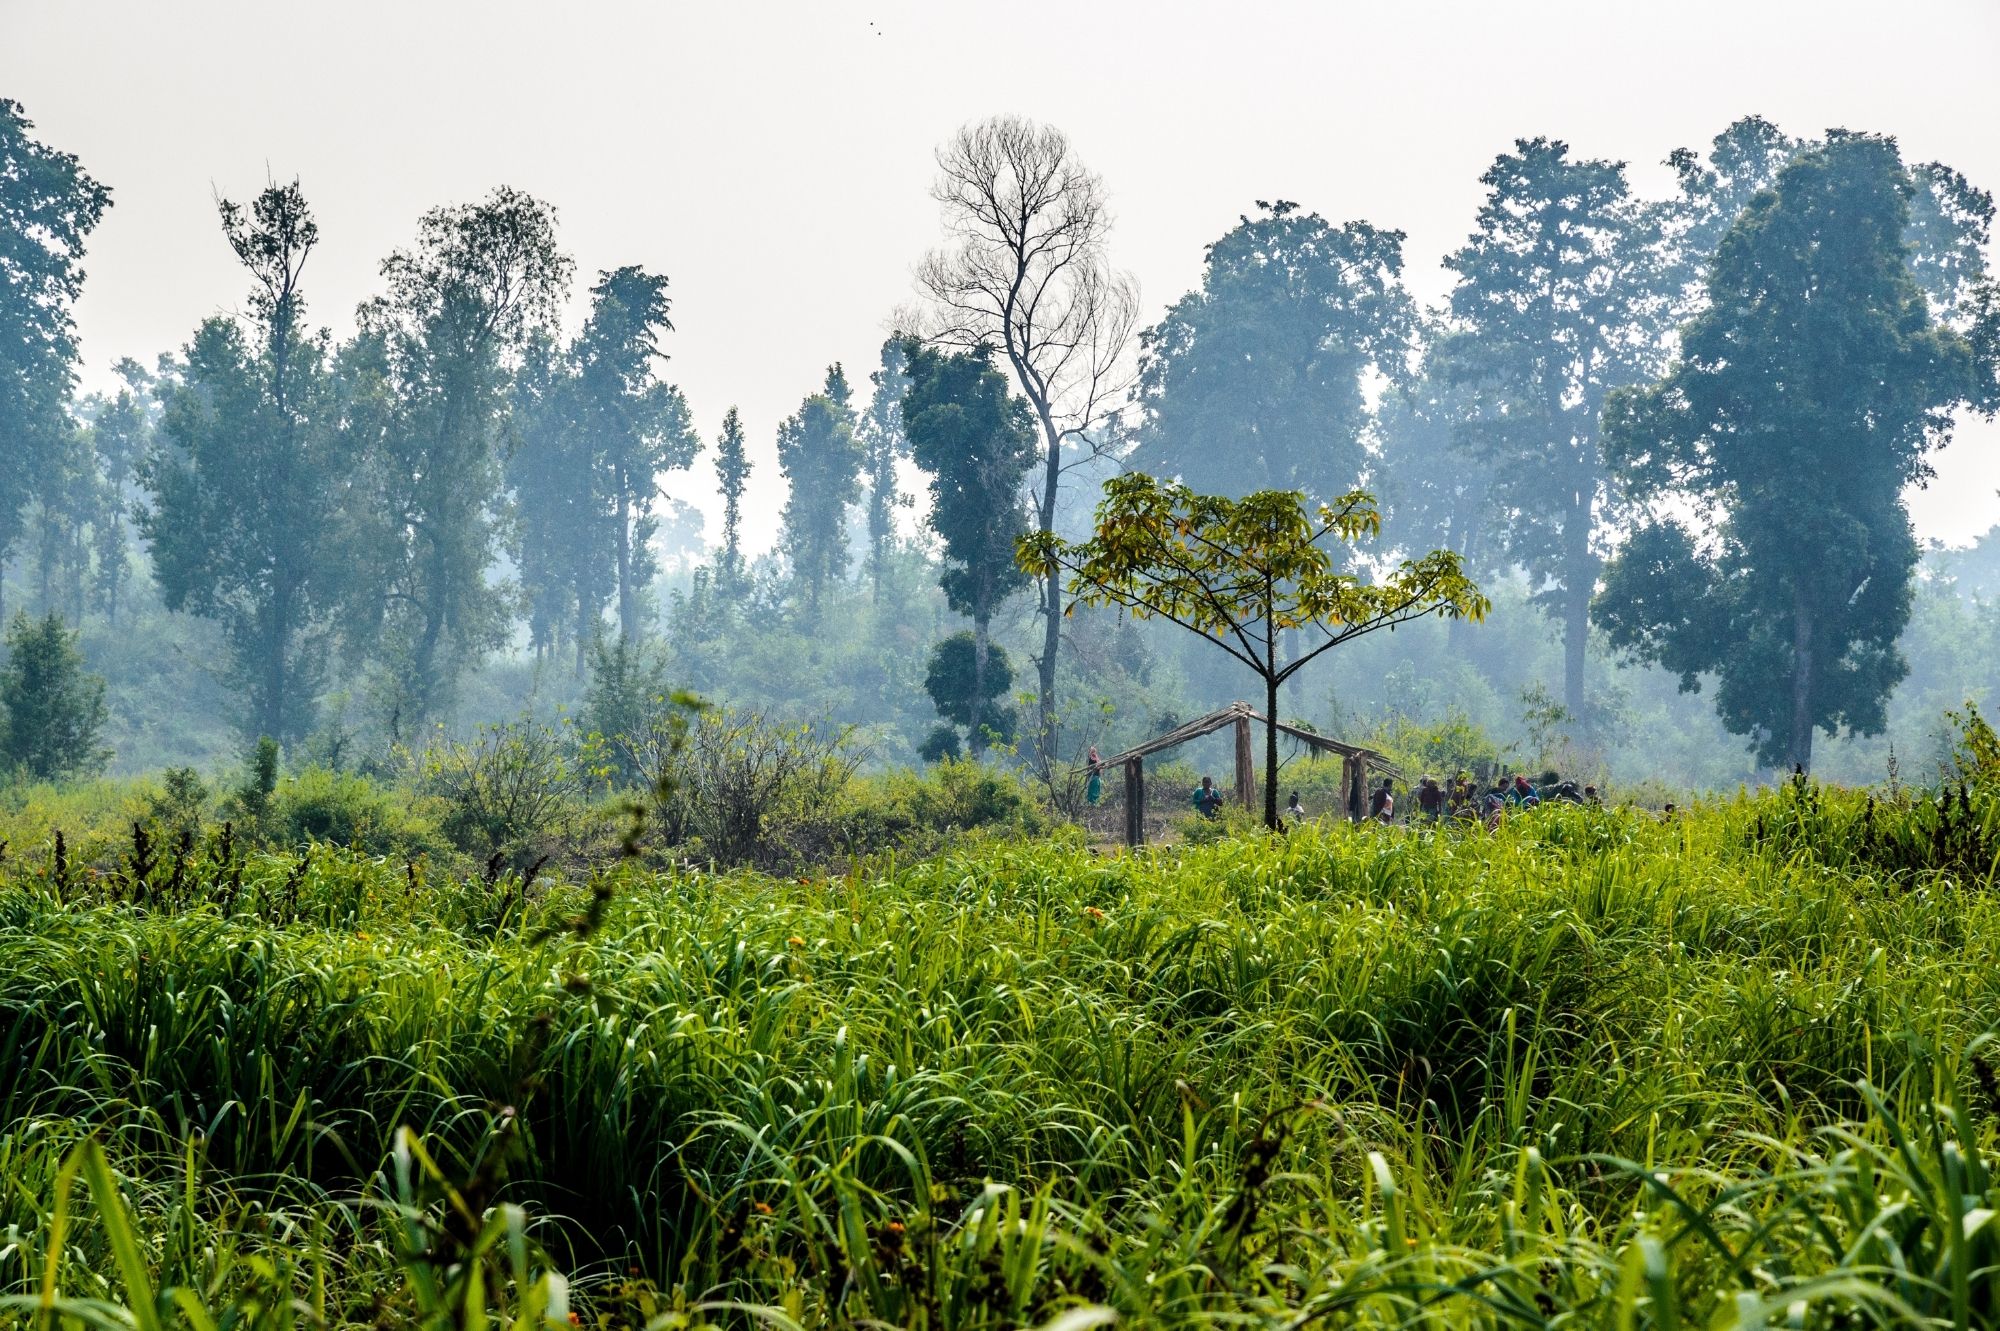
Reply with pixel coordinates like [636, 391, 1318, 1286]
[7, 0, 1999, 552]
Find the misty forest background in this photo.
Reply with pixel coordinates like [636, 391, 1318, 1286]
[5, 98, 1999, 796]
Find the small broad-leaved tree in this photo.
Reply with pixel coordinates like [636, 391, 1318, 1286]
[1019, 473, 1486, 828]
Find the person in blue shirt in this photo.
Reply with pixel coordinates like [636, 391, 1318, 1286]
[1192, 776, 1225, 818]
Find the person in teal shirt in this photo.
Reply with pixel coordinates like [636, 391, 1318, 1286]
[1192, 776, 1224, 818]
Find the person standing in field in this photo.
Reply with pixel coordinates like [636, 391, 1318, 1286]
[1418, 776, 1444, 821]
[1192, 776, 1224, 818]
[1286, 791, 1306, 822]
[1370, 777, 1395, 823]
[1085, 745, 1103, 806]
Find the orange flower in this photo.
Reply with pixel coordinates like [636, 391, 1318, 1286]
[788, 935, 806, 948]
[753, 1201, 773, 1215]
[1084, 906, 1106, 920]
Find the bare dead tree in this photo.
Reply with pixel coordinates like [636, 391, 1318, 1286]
[916, 115, 1137, 762]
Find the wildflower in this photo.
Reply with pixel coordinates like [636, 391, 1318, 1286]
[886, 1220, 904, 1234]
[568, 1314, 582, 1327]
[753, 1201, 773, 1215]
[788, 935, 806, 948]
[1084, 906, 1106, 920]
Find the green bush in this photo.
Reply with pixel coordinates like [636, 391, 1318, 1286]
[851, 756, 1043, 844]
[415, 718, 596, 869]
[268, 766, 448, 859]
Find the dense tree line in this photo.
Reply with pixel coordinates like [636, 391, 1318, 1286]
[2, 96, 1995, 777]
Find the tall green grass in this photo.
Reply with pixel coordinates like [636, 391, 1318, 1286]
[1, 778, 1997, 1327]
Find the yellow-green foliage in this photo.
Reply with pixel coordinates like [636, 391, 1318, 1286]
[1, 782, 1998, 1327]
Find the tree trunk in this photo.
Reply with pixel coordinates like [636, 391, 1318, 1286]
[263, 581, 291, 743]
[1032, 408, 1063, 766]
[1562, 499, 1594, 720]
[615, 477, 636, 644]
[1263, 676, 1280, 830]
[1790, 588, 1815, 772]
[969, 612, 990, 756]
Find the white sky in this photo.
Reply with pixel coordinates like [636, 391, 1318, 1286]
[7, 0, 1999, 552]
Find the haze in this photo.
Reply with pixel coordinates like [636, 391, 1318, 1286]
[8, 0, 1998, 552]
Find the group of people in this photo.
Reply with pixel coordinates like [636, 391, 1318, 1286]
[1189, 770, 1601, 830]
[1089, 743, 1603, 835]
[1402, 772, 1599, 828]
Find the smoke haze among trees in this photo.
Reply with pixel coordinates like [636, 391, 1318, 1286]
[2, 3, 1999, 791]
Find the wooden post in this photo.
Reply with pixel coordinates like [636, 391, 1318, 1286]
[1343, 755, 1361, 822]
[1124, 756, 1147, 847]
[1233, 712, 1256, 811]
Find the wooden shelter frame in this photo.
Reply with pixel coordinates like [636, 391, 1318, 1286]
[1091, 701, 1401, 845]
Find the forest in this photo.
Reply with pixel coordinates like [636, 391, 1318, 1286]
[7, 74, 2000, 1330]
[2, 99, 1997, 800]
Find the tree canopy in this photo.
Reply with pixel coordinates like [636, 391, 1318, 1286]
[1597, 133, 1987, 770]
[1131, 201, 1412, 501]
[1020, 474, 1485, 827]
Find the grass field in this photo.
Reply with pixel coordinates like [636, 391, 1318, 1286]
[1, 770, 1998, 1328]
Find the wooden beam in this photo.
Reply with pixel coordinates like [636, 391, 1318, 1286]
[1124, 756, 1146, 847]
[1233, 713, 1256, 810]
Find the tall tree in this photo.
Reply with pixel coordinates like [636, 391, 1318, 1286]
[858, 338, 911, 602]
[1442, 138, 1667, 716]
[364, 187, 571, 730]
[1375, 327, 1500, 571]
[510, 267, 699, 668]
[713, 406, 750, 585]
[1596, 134, 1987, 771]
[1021, 476, 1485, 829]
[571, 266, 700, 643]
[900, 341, 1037, 752]
[1663, 116, 1994, 331]
[918, 115, 1137, 759]
[142, 181, 353, 742]
[775, 366, 862, 617]
[0, 99, 110, 621]
[1132, 201, 1412, 500]
[84, 361, 153, 626]
[507, 332, 594, 667]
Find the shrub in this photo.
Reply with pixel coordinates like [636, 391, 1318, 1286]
[851, 756, 1043, 847]
[415, 718, 593, 868]
[268, 766, 447, 859]
[652, 709, 860, 868]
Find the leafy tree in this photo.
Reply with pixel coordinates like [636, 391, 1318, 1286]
[363, 187, 572, 730]
[1664, 117, 1994, 327]
[1373, 324, 1507, 666]
[918, 115, 1138, 758]
[0, 610, 108, 780]
[776, 366, 862, 617]
[507, 332, 593, 667]
[0, 99, 110, 622]
[923, 631, 1016, 750]
[1596, 134, 1986, 771]
[24, 420, 95, 621]
[859, 338, 911, 602]
[1132, 201, 1412, 499]
[571, 266, 700, 642]
[509, 267, 698, 668]
[713, 407, 751, 586]
[1442, 138, 1666, 717]
[1020, 474, 1485, 828]
[901, 341, 1037, 752]
[142, 182, 354, 742]
[84, 362, 153, 625]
